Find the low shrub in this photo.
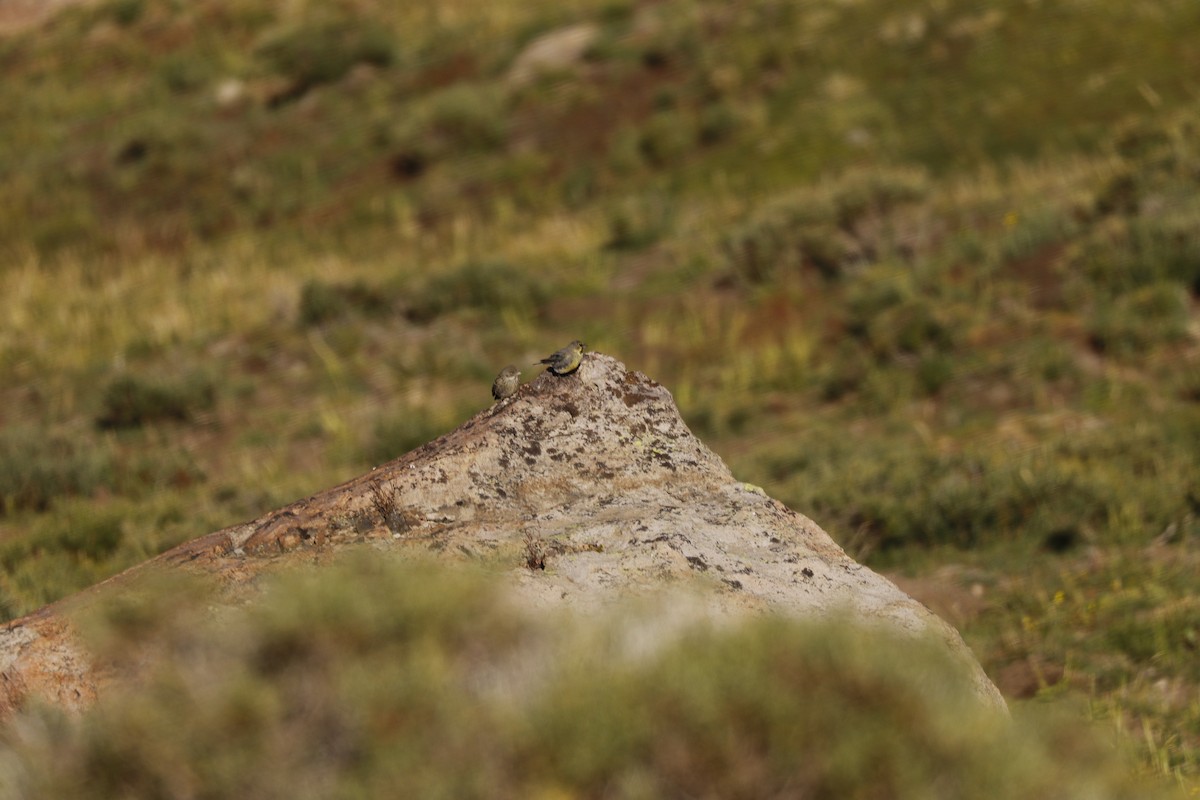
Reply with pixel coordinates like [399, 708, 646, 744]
[298, 278, 396, 326]
[96, 372, 216, 429]
[0, 428, 113, 514]
[257, 16, 396, 97]
[1088, 281, 1190, 357]
[407, 260, 550, 323]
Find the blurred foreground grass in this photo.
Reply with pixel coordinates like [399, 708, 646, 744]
[0, 556, 1180, 798]
[1, 0, 1199, 789]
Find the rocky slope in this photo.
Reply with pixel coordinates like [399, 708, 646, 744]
[0, 353, 1006, 714]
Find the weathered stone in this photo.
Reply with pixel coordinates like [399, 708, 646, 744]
[0, 353, 1006, 714]
[506, 23, 599, 88]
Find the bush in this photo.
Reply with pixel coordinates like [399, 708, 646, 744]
[605, 193, 674, 250]
[298, 278, 396, 326]
[697, 100, 740, 145]
[723, 167, 928, 284]
[1131, 214, 1200, 294]
[844, 264, 963, 358]
[257, 17, 395, 95]
[425, 84, 509, 152]
[1089, 281, 1190, 357]
[106, 0, 144, 27]
[722, 192, 854, 283]
[0, 428, 113, 514]
[638, 109, 694, 166]
[826, 165, 930, 230]
[407, 260, 550, 323]
[0, 506, 124, 569]
[96, 372, 216, 429]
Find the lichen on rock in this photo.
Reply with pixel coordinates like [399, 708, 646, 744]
[0, 353, 1006, 715]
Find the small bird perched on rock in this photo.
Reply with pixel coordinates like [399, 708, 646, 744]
[536, 340, 585, 375]
[491, 365, 521, 401]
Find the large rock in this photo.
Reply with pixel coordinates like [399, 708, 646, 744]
[0, 353, 1006, 714]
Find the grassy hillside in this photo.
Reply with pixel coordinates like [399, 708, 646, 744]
[0, 0, 1198, 790]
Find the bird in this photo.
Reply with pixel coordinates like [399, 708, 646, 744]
[536, 340, 585, 375]
[491, 365, 521, 401]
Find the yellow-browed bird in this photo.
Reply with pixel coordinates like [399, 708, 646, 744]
[536, 340, 585, 375]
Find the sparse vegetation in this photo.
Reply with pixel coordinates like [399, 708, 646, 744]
[298, 278, 396, 326]
[97, 372, 216, 429]
[407, 259, 551, 323]
[1, 558, 1180, 798]
[0, 428, 113, 514]
[1, 0, 1199, 791]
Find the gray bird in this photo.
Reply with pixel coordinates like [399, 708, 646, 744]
[491, 365, 521, 401]
[536, 340, 585, 375]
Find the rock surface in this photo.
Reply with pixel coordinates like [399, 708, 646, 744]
[505, 23, 598, 88]
[0, 353, 1006, 714]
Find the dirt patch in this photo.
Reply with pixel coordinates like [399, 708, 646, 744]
[0, 0, 92, 36]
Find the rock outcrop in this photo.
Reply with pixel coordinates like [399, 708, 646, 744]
[0, 353, 1006, 714]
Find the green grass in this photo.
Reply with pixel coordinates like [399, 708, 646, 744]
[0, 557, 1182, 798]
[1, 0, 1200, 790]
[2, 0, 1198, 259]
